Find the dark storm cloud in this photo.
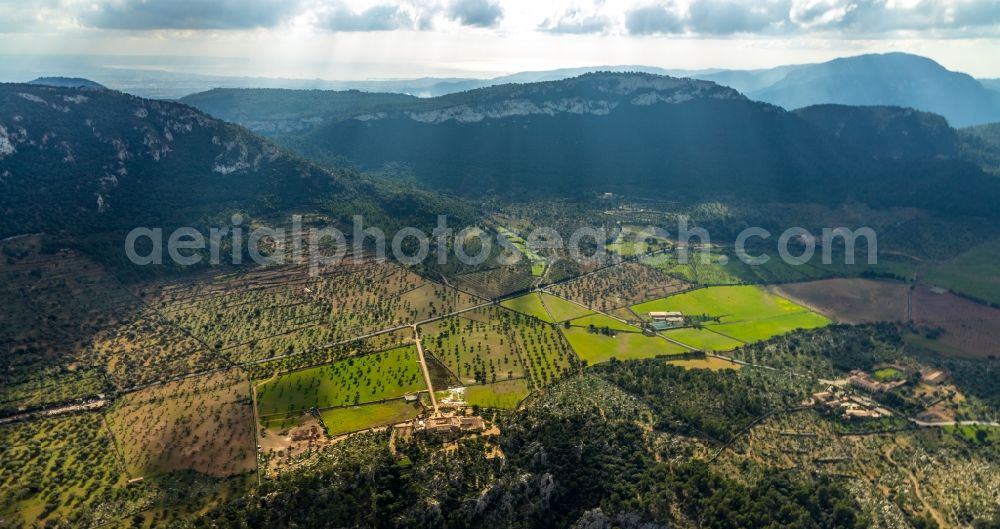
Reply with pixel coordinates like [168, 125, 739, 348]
[325, 4, 414, 31]
[446, 0, 504, 28]
[80, 0, 299, 30]
[624, 4, 684, 35]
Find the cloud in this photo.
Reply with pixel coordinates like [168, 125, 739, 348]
[0, 0, 73, 33]
[324, 4, 414, 31]
[446, 0, 503, 28]
[686, 0, 790, 35]
[789, 0, 855, 29]
[80, 0, 299, 30]
[625, 4, 684, 35]
[831, 0, 1000, 34]
[623, 0, 1000, 37]
[540, 8, 612, 34]
[20, 0, 1000, 38]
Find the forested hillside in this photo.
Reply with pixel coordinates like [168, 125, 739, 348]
[271, 73, 1000, 218]
[0, 83, 465, 272]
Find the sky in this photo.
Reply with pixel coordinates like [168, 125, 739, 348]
[1, 0, 999, 79]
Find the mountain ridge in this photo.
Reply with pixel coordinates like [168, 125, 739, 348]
[0, 82, 463, 271]
[273, 72, 1000, 219]
[746, 52, 1000, 127]
[182, 53, 1000, 137]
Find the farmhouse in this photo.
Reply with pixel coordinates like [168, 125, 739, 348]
[406, 416, 486, 437]
[649, 311, 683, 320]
[921, 369, 949, 385]
[844, 408, 884, 419]
[848, 372, 884, 393]
[812, 388, 892, 420]
[649, 311, 685, 327]
[848, 370, 906, 393]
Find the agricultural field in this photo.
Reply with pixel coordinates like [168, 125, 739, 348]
[0, 370, 107, 417]
[539, 292, 594, 322]
[421, 312, 529, 385]
[449, 264, 535, 299]
[640, 248, 762, 285]
[771, 278, 911, 324]
[500, 292, 594, 322]
[496, 226, 547, 276]
[640, 245, 916, 287]
[106, 368, 255, 479]
[248, 327, 414, 380]
[499, 292, 552, 322]
[632, 286, 831, 344]
[662, 327, 744, 351]
[256, 346, 425, 416]
[89, 309, 228, 389]
[320, 400, 422, 436]
[640, 252, 697, 282]
[568, 313, 641, 333]
[923, 238, 1000, 306]
[910, 286, 1000, 359]
[145, 261, 479, 364]
[664, 356, 742, 371]
[462, 379, 531, 409]
[0, 413, 241, 527]
[0, 413, 126, 527]
[502, 308, 577, 386]
[144, 266, 333, 364]
[547, 262, 690, 311]
[605, 225, 671, 256]
[561, 327, 689, 365]
[0, 240, 138, 412]
[423, 306, 575, 388]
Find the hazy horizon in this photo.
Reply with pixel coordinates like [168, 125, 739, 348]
[2, 0, 1000, 81]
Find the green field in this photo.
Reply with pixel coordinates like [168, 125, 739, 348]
[261, 412, 311, 432]
[257, 346, 425, 416]
[642, 247, 918, 286]
[924, 238, 1000, 306]
[501, 293, 553, 322]
[944, 424, 1000, 446]
[606, 226, 669, 257]
[873, 367, 905, 382]
[319, 401, 421, 436]
[632, 286, 830, 344]
[562, 327, 688, 365]
[569, 313, 640, 332]
[497, 227, 547, 277]
[539, 292, 594, 322]
[665, 356, 742, 371]
[463, 379, 532, 409]
[501, 292, 594, 322]
[640, 253, 697, 282]
[663, 327, 744, 351]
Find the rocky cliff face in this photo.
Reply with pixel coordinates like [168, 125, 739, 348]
[356, 72, 744, 124]
[0, 83, 332, 238]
